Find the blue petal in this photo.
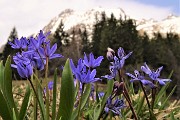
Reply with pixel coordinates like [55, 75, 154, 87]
[126, 73, 136, 79]
[155, 66, 163, 78]
[124, 51, 133, 59]
[49, 54, 63, 59]
[50, 43, 57, 56]
[17, 64, 26, 78]
[117, 47, 125, 59]
[141, 80, 155, 88]
[89, 53, 94, 67]
[83, 53, 89, 67]
[141, 62, 152, 75]
[90, 69, 96, 80]
[70, 59, 76, 74]
[94, 56, 104, 67]
[157, 78, 171, 85]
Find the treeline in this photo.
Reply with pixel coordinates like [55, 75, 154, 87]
[1, 13, 180, 98]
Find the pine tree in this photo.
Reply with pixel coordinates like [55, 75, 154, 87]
[53, 20, 70, 52]
[91, 12, 106, 56]
[2, 27, 18, 63]
[80, 27, 90, 54]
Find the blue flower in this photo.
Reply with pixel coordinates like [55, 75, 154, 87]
[11, 53, 33, 78]
[37, 43, 63, 59]
[126, 70, 155, 88]
[117, 47, 133, 60]
[103, 47, 133, 80]
[102, 65, 117, 80]
[104, 97, 126, 116]
[98, 92, 105, 99]
[70, 58, 85, 75]
[111, 47, 133, 70]
[9, 37, 28, 49]
[13, 63, 33, 78]
[31, 58, 45, 71]
[141, 63, 171, 85]
[12, 52, 31, 65]
[111, 56, 125, 70]
[48, 81, 54, 90]
[83, 52, 104, 68]
[75, 69, 100, 84]
[70, 59, 101, 84]
[28, 30, 50, 51]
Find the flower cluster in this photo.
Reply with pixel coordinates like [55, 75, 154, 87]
[104, 96, 126, 116]
[126, 62, 171, 88]
[70, 53, 103, 84]
[9, 30, 63, 78]
[103, 47, 132, 80]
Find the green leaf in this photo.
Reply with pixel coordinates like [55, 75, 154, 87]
[19, 86, 32, 120]
[13, 108, 17, 120]
[3, 56, 19, 119]
[0, 61, 4, 90]
[149, 109, 157, 120]
[0, 90, 12, 120]
[52, 68, 57, 120]
[170, 111, 175, 120]
[32, 74, 46, 120]
[96, 79, 114, 119]
[71, 84, 91, 120]
[136, 93, 145, 115]
[154, 71, 173, 107]
[56, 59, 75, 120]
[159, 86, 177, 110]
[37, 85, 46, 120]
[154, 82, 170, 107]
[93, 103, 101, 120]
[80, 84, 91, 109]
[101, 79, 114, 107]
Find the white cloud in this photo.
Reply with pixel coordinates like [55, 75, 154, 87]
[0, 0, 174, 47]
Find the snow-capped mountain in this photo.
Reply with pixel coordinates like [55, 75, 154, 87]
[43, 7, 180, 38]
[136, 14, 180, 37]
[43, 7, 127, 35]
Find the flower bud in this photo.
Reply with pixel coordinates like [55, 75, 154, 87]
[106, 47, 115, 61]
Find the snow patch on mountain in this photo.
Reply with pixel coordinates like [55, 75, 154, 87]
[43, 7, 127, 34]
[43, 8, 180, 39]
[136, 14, 180, 37]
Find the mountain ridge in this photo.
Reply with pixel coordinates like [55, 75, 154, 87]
[43, 7, 180, 38]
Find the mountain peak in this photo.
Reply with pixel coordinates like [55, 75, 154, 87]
[43, 7, 180, 38]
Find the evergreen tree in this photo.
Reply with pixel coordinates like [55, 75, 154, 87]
[53, 20, 70, 52]
[2, 27, 18, 63]
[91, 12, 106, 56]
[80, 28, 90, 54]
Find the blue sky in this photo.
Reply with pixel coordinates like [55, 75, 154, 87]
[0, 0, 179, 47]
[137, 0, 179, 15]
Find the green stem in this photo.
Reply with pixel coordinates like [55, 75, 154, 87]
[28, 78, 45, 120]
[45, 57, 49, 120]
[77, 83, 85, 119]
[32, 74, 37, 120]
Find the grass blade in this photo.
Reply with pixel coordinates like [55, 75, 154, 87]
[19, 86, 32, 120]
[71, 83, 91, 120]
[52, 68, 57, 120]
